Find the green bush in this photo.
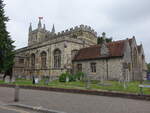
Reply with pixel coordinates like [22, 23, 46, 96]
[59, 72, 85, 82]
[59, 72, 76, 82]
[69, 74, 76, 82]
[75, 72, 85, 81]
[59, 73, 68, 82]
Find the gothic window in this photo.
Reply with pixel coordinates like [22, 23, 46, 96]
[54, 49, 61, 68]
[91, 63, 96, 73]
[41, 51, 47, 68]
[77, 64, 82, 72]
[31, 53, 35, 67]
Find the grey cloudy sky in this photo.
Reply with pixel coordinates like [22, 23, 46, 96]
[4, 0, 150, 62]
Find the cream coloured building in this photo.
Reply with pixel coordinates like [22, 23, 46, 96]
[13, 19, 97, 79]
[13, 19, 147, 81]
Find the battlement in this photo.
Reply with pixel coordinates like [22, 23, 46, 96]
[55, 24, 97, 37]
[28, 22, 97, 46]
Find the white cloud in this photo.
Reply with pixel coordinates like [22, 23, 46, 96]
[4, 0, 150, 62]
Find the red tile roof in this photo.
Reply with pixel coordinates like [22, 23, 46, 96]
[73, 40, 125, 61]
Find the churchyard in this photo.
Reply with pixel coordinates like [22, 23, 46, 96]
[0, 73, 150, 95]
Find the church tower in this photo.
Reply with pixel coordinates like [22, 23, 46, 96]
[28, 17, 48, 46]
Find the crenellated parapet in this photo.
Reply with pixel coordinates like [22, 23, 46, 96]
[28, 18, 97, 46]
[54, 24, 97, 38]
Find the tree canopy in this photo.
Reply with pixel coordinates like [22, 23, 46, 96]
[0, 0, 15, 73]
[147, 63, 150, 73]
[97, 32, 112, 44]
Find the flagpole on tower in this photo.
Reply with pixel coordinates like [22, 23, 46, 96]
[38, 17, 43, 29]
[39, 17, 43, 20]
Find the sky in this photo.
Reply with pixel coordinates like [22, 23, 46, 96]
[4, 0, 150, 62]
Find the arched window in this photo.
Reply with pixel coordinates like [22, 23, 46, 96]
[31, 53, 35, 67]
[41, 51, 47, 68]
[54, 49, 61, 68]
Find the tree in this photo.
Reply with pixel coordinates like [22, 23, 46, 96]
[147, 63, 150, 72]
[97, 32, 112, 44]
[0, 0, 15, 74]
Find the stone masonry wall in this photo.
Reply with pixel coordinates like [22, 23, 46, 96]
[13, 35, 92, 79]
[73, 58, 123, 80]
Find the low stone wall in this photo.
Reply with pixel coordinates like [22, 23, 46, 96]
[0, 84, 150, 101]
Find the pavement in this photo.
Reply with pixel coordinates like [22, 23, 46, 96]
[0, 87, 150, 113]
[0, 107, 19, 113]
[0, 99, 42, 113]
[0, 104, 42, 113]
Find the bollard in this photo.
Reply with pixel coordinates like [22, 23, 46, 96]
[14, 85, 20, 102]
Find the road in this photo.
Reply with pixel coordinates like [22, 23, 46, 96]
[0, 100, 41, 113]
[0, 87, 150, 113]
[0, 106, 19, 113]
[0, 105, 41, 113]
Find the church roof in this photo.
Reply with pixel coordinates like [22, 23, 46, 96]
[73, 40, 125, 61]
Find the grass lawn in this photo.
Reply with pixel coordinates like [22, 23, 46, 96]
[0, 79, 150, 95]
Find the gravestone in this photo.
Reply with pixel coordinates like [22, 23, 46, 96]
[35, 78, 39, 84]
[44, 76, 49, 85]
[98, 82, 112, 86]
[11, 77, 16, 83]
[85, 75, 91, 89]
[4, 76, 10, 83]
[45, 79, 49, 85]
[66, 77, 69, 82]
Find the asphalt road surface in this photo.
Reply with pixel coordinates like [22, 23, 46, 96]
[0, 105, 42, 113]
[0, 106, 19, 113]
[0, 87, 150, 113]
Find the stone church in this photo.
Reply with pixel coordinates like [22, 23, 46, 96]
[13, 19, 147, 81]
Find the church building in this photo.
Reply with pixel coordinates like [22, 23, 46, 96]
[13, 19, 147, 81]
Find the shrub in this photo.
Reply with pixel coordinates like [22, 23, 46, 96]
[59, 72, 76, 82]
[69, 74, 76, 82]
[59, 72, 85, 82]
[75, 72, 85, 81]
[59, 73, 68, 82]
